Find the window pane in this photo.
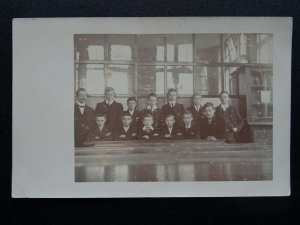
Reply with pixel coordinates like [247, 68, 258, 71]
[167, 66, 193, 95]
[76, 64, 104, 95]
[108, 35, 135, 61]
[137, 66, 164, 96]
[74, 34, 105, 61]
[195, 34, 220, 63]
[167, 34, 193, 62]
[224, 67, 240, 95]
[247, 34, 273, 63]
[107, 64, 135, 95]
[138, 35, 165, 62]
[195, 66, 221, 95]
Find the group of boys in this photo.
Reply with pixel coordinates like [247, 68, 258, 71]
[74, 87, 243, 147]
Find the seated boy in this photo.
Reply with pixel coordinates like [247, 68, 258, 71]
[87, 113, 113, 141]
[160, 114, 183, 140]
[114, 112, 137, 141]
[199, 102, 224, 141]
[124, 97, 141, 129]
[138, 113, 160, 140]
[141, 93, 163, 130]
[180, 110, 199, 140]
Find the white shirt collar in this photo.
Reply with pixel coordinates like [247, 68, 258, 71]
[194, 105, 201, 110]
[128, 109, 135, 115]
[185, 123, 191, 129]
[167, 127, 173, 133]
[142, 126, 154, 131]
[169, 101, 176, 106]
[123, 126, 130, 132]
[76, 101, 85, 107]
[221, 103, 229, 111]
[106, 100, 114, 105]
[146, 105, 157, 111]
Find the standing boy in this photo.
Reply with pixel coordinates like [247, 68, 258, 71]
[95, 87, 123, 133]
[141, 93, 163, 130]
[161, 88, 185, 127]
[124, 97, 141, 130]
[187, 93, 203, 124]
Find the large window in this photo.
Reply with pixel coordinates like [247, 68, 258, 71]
[75, 33, 273, 121]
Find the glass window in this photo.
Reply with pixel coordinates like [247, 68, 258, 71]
[167, 34, 193, 62]
[247, 34, 273, 64]
[74, 34, 105, 61]
[76, 64, 104, 95]
[137, 35, 165, 62]
[107, 64, 135, 95]
[224, 67, 240, 95]
[195, 66, 221, 95]
[167, 66, 193, 95]
[137, 66, 165, 96]
[108, 35, 135, 61]
[195, 34, 220, 63]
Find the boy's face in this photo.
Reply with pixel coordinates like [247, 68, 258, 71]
[77, 90, 87, 104]
[148, 96, 157, 106]
[220, 93, 229, 105]
[143, 116, 154, 127]
[183, 114, 193, 125]
[105, 90, 115, 102]
[96, 116, 106, 127]
[168, 91, 177, 102]
[193, 95, 201, 106]
[127, 100, 137, 110]
[204, 106, 215, 119]
[165, 116, 175, 128]
[122, 116, 132, 127]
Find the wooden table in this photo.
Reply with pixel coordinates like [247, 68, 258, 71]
[75, 140, 272, 182]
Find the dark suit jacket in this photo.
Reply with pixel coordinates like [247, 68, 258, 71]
[74, 104, 95, 147]
[161, 102, 185, 126]
[215, 105, 244, 133]
[199, 116, 224, 139]
[160, 125, 183, 140]
[141, 108, 164, 130]
[186, 105, 203, 124]
[124, 109, 141, 129]
[95, 101, 123, 131]
[87, 123, 113, 141]
[180, 122, 199, 140]
[137, 126, 160, 140]
[114, 124, 137, 141]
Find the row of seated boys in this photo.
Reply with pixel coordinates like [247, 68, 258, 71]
[87, 102, 224, 141]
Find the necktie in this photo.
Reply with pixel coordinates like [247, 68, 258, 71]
[171, 103, 173, 108]
[145, 127, 151, 134]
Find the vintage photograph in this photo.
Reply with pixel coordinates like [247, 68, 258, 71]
[74, 33, 273, 182]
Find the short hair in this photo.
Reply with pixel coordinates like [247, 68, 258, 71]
[183, 110, 193, 117]
[95, 113, 107, 119]
[192, 93, 202, 99]
[104, 87, 115, 94]
[76, 88, 87, 97]
[121, 111, 132, 118]
[203, 102, 215, 110]
[167, 88, 177, 96]
[143, 113, 154, 120]
[165, 114, 175, 120]
[148, 93, 157, 99]
[219, 91, 229, 97]
[127, 97, 137, 103]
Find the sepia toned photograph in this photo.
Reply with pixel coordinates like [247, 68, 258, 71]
[74, 33, 273, 182]
[12, 17, 291, 197]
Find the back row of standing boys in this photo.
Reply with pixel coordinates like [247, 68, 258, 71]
[75, 87, 244, 147]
